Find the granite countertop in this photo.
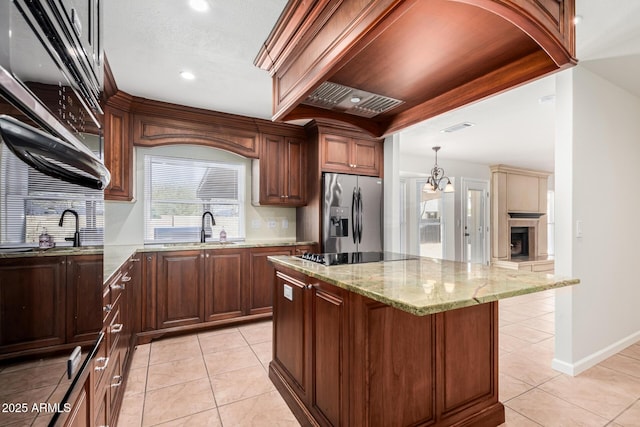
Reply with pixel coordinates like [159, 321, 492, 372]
[103, 241, 316, 283]
[268, 255, 579, 316]
[0, 245, 103, 259]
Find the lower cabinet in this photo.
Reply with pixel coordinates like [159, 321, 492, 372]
[92, 254, 139, 427]
[271, 265, 503, 427]
[141, 244, 317, 337]
[156, 250, 205, 329]
[63, 371, 91, 427]
[204, 248, 245, 322]
[272, 269, 347, 426]
[249, 246, 295, 315]
[0, 254, 103, 357]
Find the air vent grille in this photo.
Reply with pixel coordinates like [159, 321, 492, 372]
[303, 81, 403, 117]
[350, 95, 403, 118]
[306, 82, 351, 108]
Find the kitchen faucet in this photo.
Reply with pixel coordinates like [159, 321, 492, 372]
[201, 211, 216, 243]
[59, 209, 80, 247]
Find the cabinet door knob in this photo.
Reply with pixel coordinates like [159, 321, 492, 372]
[306, 284, 315, 290]
[103, 304, 112, 312]
[121, 274, 132, 282]
[110, 283, 125, 291]
[130, 258, 140, 262]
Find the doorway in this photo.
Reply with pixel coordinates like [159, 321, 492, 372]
[462, 178, 489, 264]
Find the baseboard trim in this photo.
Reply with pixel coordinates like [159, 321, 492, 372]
[552, 330, 640, 376]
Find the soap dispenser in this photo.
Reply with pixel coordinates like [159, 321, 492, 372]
[39, 228, 54, 249]
[219, 227, 227, 242]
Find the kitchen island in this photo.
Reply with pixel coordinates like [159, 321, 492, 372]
[267, 255, 579, 427]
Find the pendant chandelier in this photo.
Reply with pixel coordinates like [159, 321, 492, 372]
[423, 146, 454, 193]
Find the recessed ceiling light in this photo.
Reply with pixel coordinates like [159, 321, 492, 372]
[189, 0, 209, 12]
[441, 122, 474, 133]
[180, 71, 195, 80]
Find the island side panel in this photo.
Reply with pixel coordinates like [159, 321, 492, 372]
[437, 302, 504, 426]
[349, 298, 436, 426]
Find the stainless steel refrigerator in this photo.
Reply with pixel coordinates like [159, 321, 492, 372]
[323, 173, 383, 253]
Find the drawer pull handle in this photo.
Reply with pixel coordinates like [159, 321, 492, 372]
[94, 357, 109, 371]
[121, 274, 132, 283]
[130, 258, 140, 262]
[103, 304, 112, 313]
[111, 375, 123, 387]
[110, 324, 123, 333]
[110, 283, 125, 290]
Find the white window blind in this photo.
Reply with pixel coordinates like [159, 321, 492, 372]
[0, 145, 104, 246]
[144, 155, 245, 243]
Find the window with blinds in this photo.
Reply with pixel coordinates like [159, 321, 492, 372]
[0, 145, 104, 246]
[144, 155, 245, 243]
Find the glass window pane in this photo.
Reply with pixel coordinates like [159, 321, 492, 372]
[144, 155, 245, 243]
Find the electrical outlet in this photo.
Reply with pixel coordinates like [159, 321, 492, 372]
[268, 219, 277, 229]
[284, 284, 293, 301]
[251, 219, 261, 229]
[282, 218, 289, 229]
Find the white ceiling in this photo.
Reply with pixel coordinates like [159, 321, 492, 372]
[103, 0, 640, 172]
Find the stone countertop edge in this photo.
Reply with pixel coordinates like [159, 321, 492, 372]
[267, 255, 580, 316]
[0, 246, 104, 259]
[103, 241, 317, 284]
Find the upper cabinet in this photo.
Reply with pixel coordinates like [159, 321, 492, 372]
[255, 0, 576, 137]
[254, 133, 307, 206]
[321, 134, 381, 176]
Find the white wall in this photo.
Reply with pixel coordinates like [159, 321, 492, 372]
[554, 65, 640, 375]
[105, 145, 297, 245]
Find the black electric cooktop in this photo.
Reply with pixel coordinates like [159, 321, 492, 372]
[298, 251, 417, 266]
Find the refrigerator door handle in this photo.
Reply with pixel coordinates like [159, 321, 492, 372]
[351, 187, 358, 244]
[357, 188, 363, 243]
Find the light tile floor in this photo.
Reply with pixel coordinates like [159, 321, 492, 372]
[119, 290, 640, 426]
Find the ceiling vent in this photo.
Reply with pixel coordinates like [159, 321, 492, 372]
[441, 122, 474, 133]
[303, 81, 403, 118]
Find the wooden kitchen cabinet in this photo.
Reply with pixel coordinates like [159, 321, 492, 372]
[204, 248, 245, 322]
[248, 246, 294, 315]
[137, 244, 317, 341]
[309, 279, 348, 426]
[272, 268, 348, 425]
[248, 244, 316, 316]
[321, 134, 382, 177]
[0, 254, 103, 357]
[104, 93, 134, 201]
[67, 254, 104, 344]
[255, 134, 307, 206]
[0, 256, 67, 354]
[273, 269, 309, 400]
[156, 250, 204, 329]
[271, 263, 502, 427]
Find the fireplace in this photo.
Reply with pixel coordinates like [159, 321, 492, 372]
[508, 221, 537, 259]
[511, 227, 530, 258]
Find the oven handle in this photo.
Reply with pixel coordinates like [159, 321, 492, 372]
[0, 115, 110, 190]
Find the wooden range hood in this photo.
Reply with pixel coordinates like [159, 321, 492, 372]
[255, 0, 576, 137]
